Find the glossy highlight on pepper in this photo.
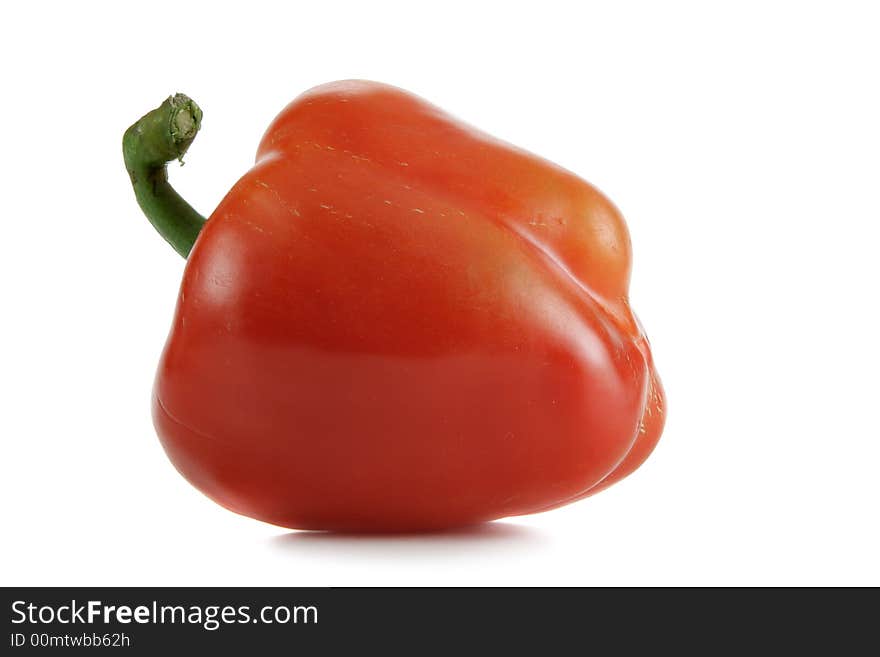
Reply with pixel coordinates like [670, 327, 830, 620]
[123, 81, 666, 531]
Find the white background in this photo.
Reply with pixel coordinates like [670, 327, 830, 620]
[1, 1, 878, 586]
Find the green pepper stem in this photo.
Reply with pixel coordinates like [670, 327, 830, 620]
[123, 94, 206, 258]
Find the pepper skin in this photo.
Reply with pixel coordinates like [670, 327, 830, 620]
[124, 82, 666, 531]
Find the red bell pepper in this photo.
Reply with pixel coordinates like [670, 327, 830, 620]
[123, 81, 666, 531]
